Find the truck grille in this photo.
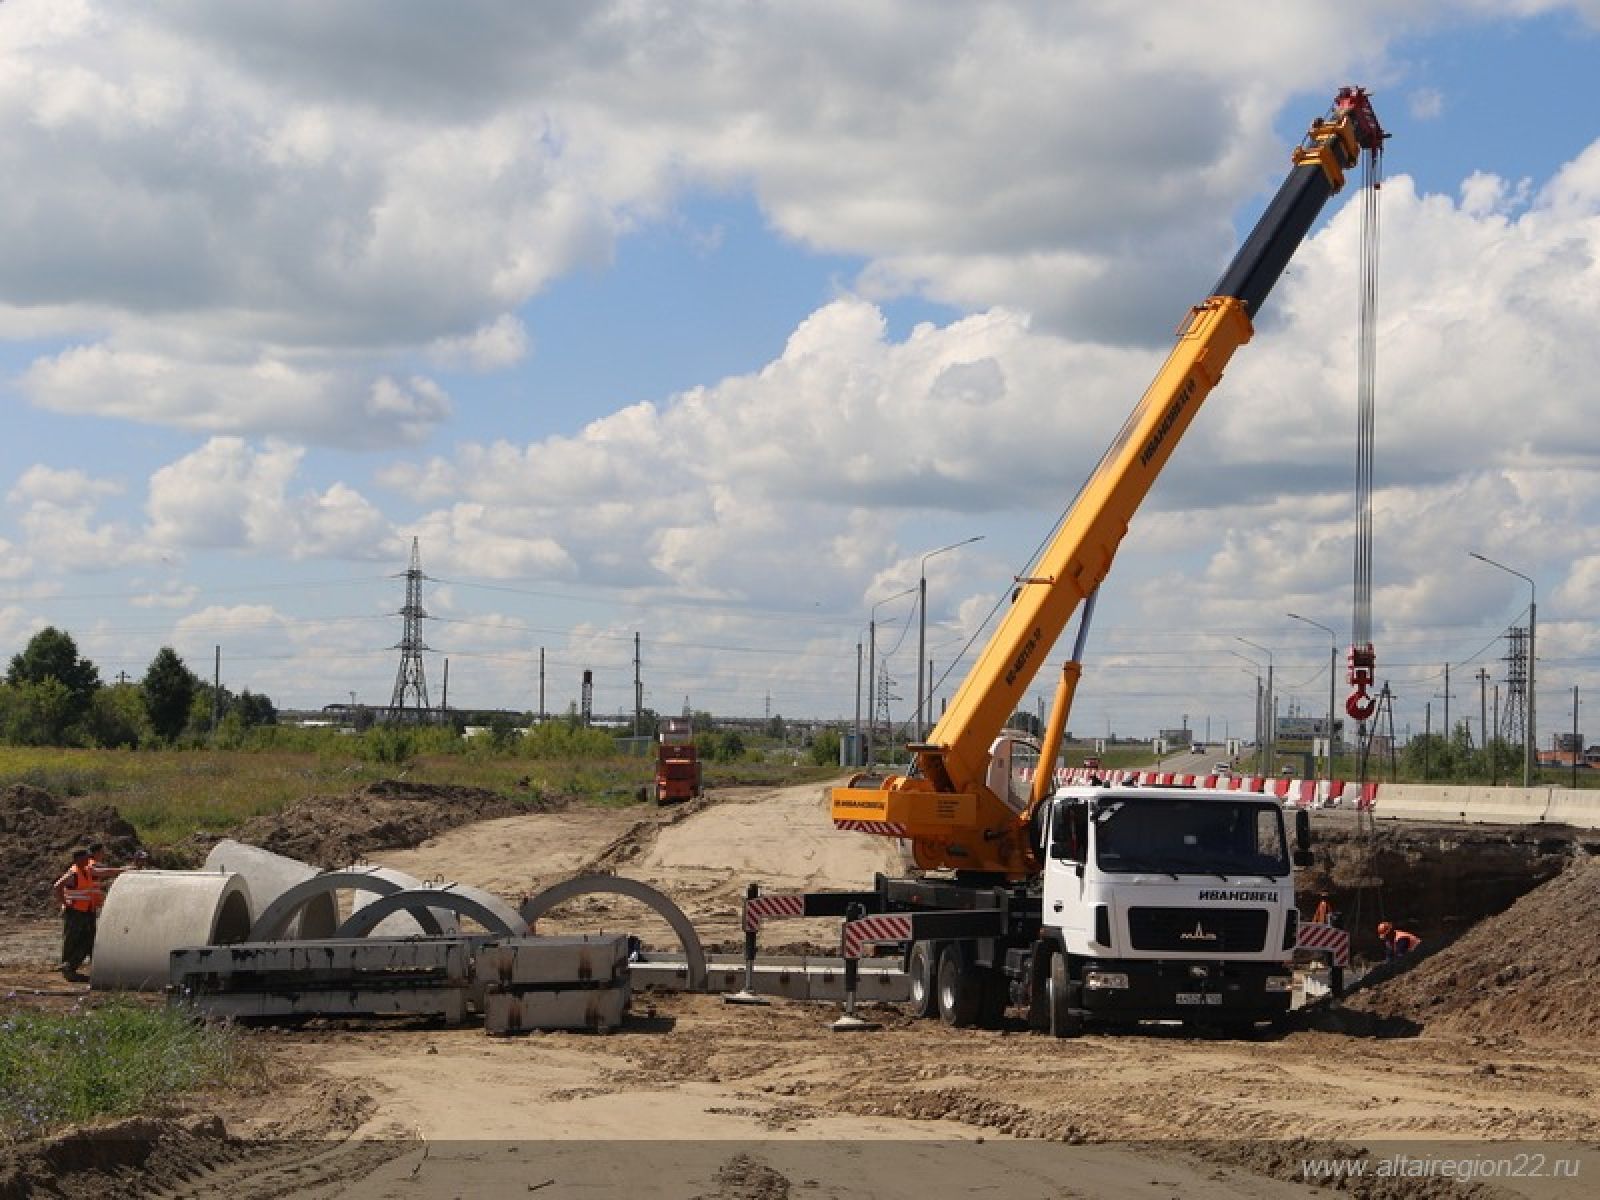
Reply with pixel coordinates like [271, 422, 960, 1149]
[1126, 907, 1268, 953]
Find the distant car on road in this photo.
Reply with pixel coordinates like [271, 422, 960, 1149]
[1212, 762, 1231, 776]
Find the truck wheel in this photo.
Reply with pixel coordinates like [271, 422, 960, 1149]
[1047, 951, 1082, 1039]
[936, 945, 983, 1028]
[907, 942, 938, 1019]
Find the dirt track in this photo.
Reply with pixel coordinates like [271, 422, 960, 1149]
[6, 781, 1600, 1198]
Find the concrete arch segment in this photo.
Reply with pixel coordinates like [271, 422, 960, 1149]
[249, 869, 445, 942]
[335, 883, 528, 939]
[519, 875, 707, 993]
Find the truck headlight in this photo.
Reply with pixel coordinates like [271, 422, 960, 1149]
[1264, 975, 1294, 993]
[1084, 972, 1129, 990]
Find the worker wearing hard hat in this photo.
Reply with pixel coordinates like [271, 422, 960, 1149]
[1377, 921, 1420, 961]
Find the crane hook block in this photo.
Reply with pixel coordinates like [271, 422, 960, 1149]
[1345, 643, 1377, 720]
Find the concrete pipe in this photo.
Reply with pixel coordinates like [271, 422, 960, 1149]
[91, 870, 254, 992]
[202, 840, 337, 939]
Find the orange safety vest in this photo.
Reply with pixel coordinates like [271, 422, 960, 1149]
[1391, 928, 1420, 952]
[61, 862, 99, 913]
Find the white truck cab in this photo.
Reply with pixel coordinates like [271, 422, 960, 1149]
[1039, 784, 1308, 1028]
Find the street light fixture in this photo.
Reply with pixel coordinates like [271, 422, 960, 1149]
[916, 536, 984, 742]
[1287, 613, 1338, 784]
[1235, 637, 1276, 774]
[1469, 551, 1537, 786]
[867, 584, 918, 768]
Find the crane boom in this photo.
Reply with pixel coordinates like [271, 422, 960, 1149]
[831, 87, 1385, 879]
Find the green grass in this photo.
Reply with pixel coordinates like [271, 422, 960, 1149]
[0, 1001, 254, 1142]
[0, 743, 845, 845]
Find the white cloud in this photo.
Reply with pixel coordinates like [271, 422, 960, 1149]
[145, 437, 395, 558]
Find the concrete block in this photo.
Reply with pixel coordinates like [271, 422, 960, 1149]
[483, 983, 629, 1034]
[477, 934, 630, 986]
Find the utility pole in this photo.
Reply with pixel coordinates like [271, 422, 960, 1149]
[1443, 663, 1450, 747]
[1492, 685, 1500, 786]
[853, 639, 863, 768]
[538, 647, 546, 723]
[211, 645, 221, 737]
[1477, 668, 1489, 757]
[1423, 701, 1432, 780]
[1573, 685, 1581, 791]
[441, 658, 449, 713]
[633, 632, 642, 737]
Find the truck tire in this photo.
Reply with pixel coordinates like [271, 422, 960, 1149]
[936, 944, 983, 1028]
[907, 942, 938, 1019]
[1047, 951, 1083, 1039]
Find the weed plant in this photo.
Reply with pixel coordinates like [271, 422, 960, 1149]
[0, 1001, 254, 1142]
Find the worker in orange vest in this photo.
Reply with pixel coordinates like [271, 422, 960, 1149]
[1377, 920, 1420, 961]
[50, 848, 100, 983]
[84, 841, 131, 912]
[1310, 893, 1333, 925]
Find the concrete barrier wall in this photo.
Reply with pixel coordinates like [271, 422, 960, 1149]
[1374, 783, 1600, 830]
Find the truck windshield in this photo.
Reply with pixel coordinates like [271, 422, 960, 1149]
[1093, 796, 1290, 878]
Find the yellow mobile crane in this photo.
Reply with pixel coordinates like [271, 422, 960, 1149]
[739, 88, 1383, 1035]
[832, 87, 1385, 880]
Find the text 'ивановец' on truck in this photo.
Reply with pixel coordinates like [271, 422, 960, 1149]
[740, 87, 1383, 1036]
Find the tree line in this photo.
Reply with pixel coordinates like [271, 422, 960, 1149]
[0, 627, 276, 749]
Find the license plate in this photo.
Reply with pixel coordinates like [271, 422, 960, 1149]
[1176, 992, 1222, 1006]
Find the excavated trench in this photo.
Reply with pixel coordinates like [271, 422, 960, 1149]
[1299, 814, 1597, 961]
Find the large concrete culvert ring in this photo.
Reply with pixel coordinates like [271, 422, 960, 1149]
[519, 875, 708, 993]
[249, 869, 447, 942]
[335, 883, 528, 939]
[203, 839, 338, 939]
[91, 870, 254, 991]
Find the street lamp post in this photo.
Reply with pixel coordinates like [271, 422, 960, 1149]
[1287, 613, 1338, 783]
[1228, 654, 1262, 771]
[1469, 551, 1536, 787]
[1236, 637, 1276, 774]
[916, 536, 984, 743]
[868, 584, 917, 768]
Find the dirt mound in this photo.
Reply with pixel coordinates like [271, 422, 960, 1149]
[1348, 853, 1600, 1040]
[194, 779, 564, 869]
[0, 786, 140, 919]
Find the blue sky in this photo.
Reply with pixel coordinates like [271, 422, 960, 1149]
[4, 1, 1600, 755]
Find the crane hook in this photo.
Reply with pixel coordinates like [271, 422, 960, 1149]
[1345, 644, 1377, 720]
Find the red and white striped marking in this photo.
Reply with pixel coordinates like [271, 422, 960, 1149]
[741, 892, 806, 932]
[1295, 921, 1351, 966]
[833, 819, 911, 837]
[1051, 768, 1381, 810]
[841, 913, 914, 959]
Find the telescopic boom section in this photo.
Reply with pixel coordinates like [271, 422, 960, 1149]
[830, 88, 1385, 879]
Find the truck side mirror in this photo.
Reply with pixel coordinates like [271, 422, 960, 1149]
[1292, 809, 1313, 866]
